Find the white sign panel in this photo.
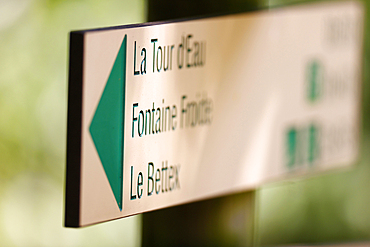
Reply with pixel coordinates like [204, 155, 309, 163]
[65, 1, 363, 227]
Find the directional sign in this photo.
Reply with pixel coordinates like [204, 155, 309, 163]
[65, 1, 364, 227]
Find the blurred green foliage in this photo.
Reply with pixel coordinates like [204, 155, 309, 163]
[0, 0, 144, 246]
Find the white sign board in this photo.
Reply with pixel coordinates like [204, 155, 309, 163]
[65, 1, 363, 227]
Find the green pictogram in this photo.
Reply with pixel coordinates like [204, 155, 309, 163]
[307, 60, 323, 102]
[89, 35, 127, 210]
[287, 128, 297, 168]
[308, 124, 319, 165]
[286, 124, 320, 169]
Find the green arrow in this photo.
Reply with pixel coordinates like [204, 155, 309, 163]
[89, 35, 126, 210]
